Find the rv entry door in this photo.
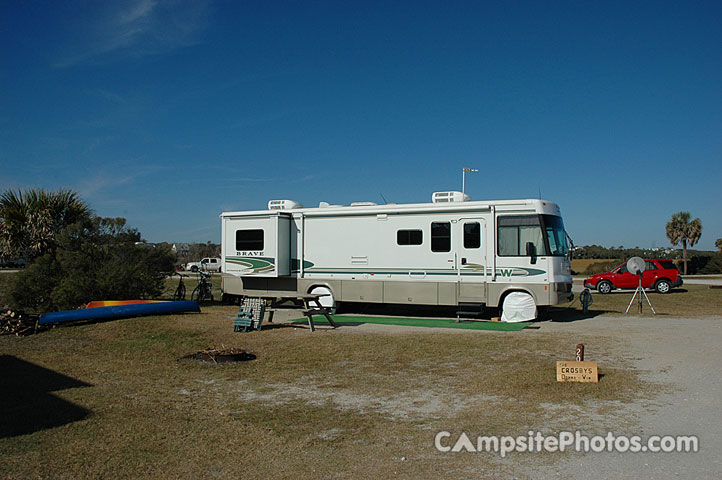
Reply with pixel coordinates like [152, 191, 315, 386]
[454, 217, 488, 303]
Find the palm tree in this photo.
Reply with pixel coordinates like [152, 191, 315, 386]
[666, 212, 702, 275]
[0, 188, 92, 262]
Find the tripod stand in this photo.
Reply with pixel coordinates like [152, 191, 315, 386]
[625, 274, 656, 315]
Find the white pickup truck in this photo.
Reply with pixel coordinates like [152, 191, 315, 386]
[185, 257, 221, 272]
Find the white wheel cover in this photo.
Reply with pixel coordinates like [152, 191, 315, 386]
[310, 286, 334, 308]
[501, 292, 537, 323]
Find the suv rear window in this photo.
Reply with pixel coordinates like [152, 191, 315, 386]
[658, 260, 678, 271]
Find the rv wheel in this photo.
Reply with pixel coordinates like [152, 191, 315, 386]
[500, 292, 537, 323]
[309, 286, 336, 314]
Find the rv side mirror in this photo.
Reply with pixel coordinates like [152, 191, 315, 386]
[526, 242, 537, 264]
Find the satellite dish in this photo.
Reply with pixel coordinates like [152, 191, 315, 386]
[625, 256, 657, 315]
[627, 257, 645, 275]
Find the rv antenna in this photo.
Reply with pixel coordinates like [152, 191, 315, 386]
[462, 167, 478, 194]
[380, 193, 388, 205]
[538, 187, 542, 200]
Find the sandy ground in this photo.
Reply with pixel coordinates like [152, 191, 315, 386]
[529, 315, 722, 479]
[270, 309, 721, 479]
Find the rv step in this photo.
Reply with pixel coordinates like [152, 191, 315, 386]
[456, 303, 484, 322]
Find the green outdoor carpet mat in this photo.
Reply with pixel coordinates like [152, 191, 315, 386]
[293, 315, 533, 331]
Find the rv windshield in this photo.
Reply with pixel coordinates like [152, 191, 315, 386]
[541, 215, 569, 256]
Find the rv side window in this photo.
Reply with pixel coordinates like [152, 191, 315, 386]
[236, 229, 264, 251]
[431, 222, 451, 252]
[397, 229, 422, 246]
[497, 215, 545, 256]
[464, 222, 481, 249]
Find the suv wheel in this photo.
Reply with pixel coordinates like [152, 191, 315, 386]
[655, 279, 671, 294]
[191, 265, 198, 273]
[597, 280, 613, 294]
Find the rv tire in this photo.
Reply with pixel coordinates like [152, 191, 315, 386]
[500, 291, 537, 322]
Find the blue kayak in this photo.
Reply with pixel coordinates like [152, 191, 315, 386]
[39, 301, 201, 325]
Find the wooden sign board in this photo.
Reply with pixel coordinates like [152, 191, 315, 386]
[556, 361, 599, 383]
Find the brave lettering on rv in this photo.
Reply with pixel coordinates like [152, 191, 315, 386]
[236, 251, 263, 256]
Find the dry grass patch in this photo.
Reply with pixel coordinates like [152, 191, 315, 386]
[559, 283, 722, 319]
[1, 306, 659, 479]
[571, 259, 621, 274]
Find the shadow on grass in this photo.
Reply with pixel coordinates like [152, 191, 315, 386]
[261, 322, 316, 331]
[0, 355, 91, 439]
[285, 320, 365, 330]
[340, 303, 476, 319]
[542, 308, 608, 323]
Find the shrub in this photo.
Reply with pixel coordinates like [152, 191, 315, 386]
[9, 217, 176, 312]
[698, 255, 722, 274]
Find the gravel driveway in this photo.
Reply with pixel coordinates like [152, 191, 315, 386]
[529, 315, 722, 479]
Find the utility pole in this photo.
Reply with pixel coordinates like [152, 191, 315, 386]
[462, 167, 478, 194]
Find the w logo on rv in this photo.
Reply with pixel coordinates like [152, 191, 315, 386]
[462, 265, 545, 277]
[496, 267, 545, 277]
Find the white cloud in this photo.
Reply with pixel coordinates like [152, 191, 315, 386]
[73, 160, 165, 198]
[55, 0, 211, 67]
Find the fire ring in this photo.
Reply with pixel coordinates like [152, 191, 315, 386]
[183, 348, 256, 363]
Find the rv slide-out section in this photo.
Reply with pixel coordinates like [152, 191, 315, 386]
[220, 193, 573, 311]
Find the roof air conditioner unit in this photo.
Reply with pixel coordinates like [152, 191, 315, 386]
[432, 191, 471, 203]
[268, 199, 303, 210]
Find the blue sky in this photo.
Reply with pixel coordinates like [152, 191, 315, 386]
[1, 0, 720, 249]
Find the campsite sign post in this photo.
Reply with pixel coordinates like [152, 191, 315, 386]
[557, 344, 599, 383]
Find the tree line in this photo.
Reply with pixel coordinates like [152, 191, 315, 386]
[574, 211, 719, 275]
[1, 189, 175, 312]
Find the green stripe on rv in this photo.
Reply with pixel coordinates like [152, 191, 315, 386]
[303, 267, 545, 277]
[226, 257, 275, 272]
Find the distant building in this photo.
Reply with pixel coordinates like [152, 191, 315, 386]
[172, 243, 190, 255]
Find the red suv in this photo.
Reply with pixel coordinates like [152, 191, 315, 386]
[584, 259, 683, 294]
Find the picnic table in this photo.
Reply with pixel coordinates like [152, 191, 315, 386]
[234, 293, 337, 332]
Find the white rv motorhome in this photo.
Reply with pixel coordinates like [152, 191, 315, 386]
[220, 192, 573, 317]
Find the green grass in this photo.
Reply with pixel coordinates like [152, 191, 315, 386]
[1, 304, 658, 479]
